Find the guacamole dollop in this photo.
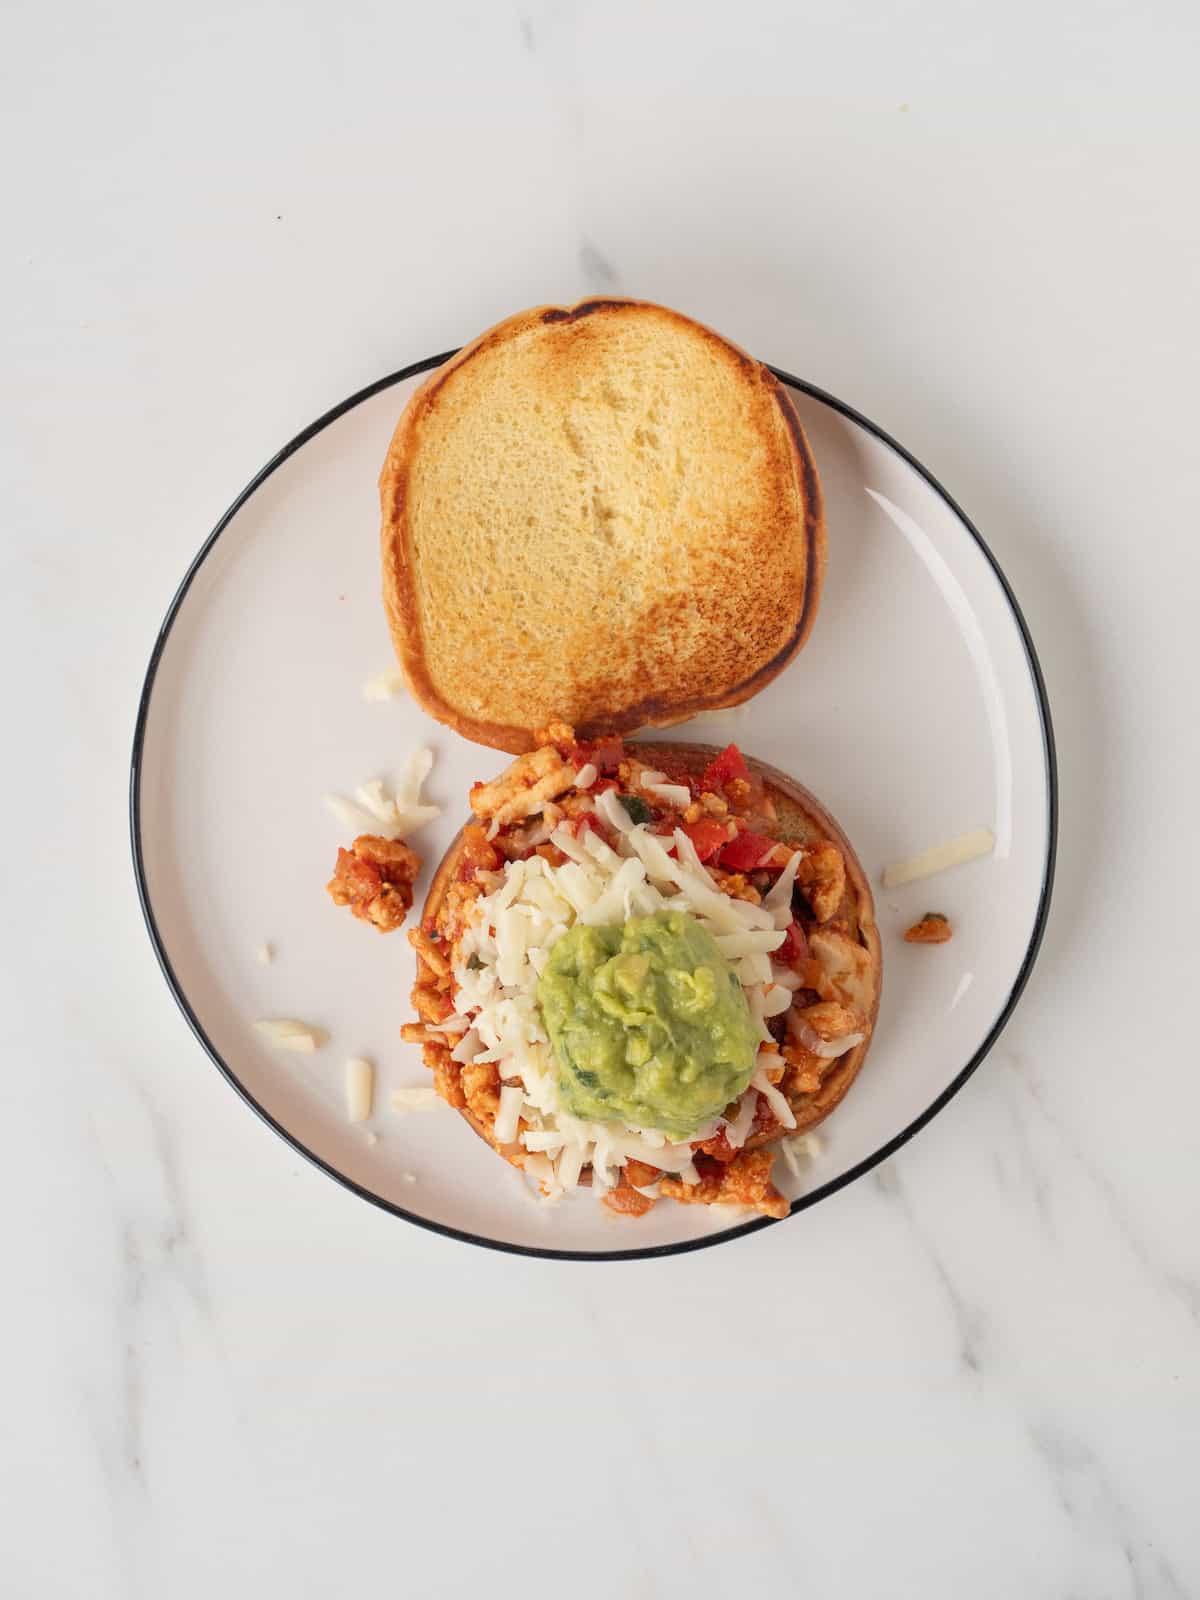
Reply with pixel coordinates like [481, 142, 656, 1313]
[537, 910, 758, 1140]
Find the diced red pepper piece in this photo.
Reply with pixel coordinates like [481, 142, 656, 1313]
[694, 1126, 737, 1163]
[777, 921, 809, 966]
[719, 830, 778, 871]
[693, 1154, 726, 1185]
[700, 742, 749, 792]
[682, 817, 729, 862]
[572, 738, 624, 773]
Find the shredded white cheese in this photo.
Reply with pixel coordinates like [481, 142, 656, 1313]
[253, 1018, 326, 1052]
[326, 746, 440, 840]
[770, 968, 805, 991]
[778, 1139, 804, 1180]
[763, 849, 804, 928]
[881, 828, 995, 888]
[522, 1153, 559, 1193]
[255, 942, 274, 966]
[752, 1068, 798, 1131]
[432, 1012, 471, 1036]
[713, 930, 786, 958]
[787, 1014, 865, 1059]
[446, 796, 808, 1204]
[361, 666, 407, 702]
[450, 1029, 483, 1064]
[556, 1142, 587, 1191]
[760, 985, 794, 1019]
[390, 1086, 441, 1112]
[354, 778, 399, 825]
[493, 1085, 524, 1146]
[642, 775, 693, 807]
[725, 1090, 759, 1151]
[780, 1130, 824, 1179]
[324, 794, 380, 834]
[573, 762, 598, 789]
[344, 1057, 374, 1122]
[595, 786, 635, 835]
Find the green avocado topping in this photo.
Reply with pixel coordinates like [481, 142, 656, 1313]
[537, 910, 758, 1139]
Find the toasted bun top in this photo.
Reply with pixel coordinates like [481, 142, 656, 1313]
[380, 300, 826, 753]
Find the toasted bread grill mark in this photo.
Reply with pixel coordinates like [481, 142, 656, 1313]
[539, 298, 633, 326]
[380, 300, 827, 753]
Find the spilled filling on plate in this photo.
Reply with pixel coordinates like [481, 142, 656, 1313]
[405, 727, 874, 1219]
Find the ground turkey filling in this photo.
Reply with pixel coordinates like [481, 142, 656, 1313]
[404, 726, 874, 1220]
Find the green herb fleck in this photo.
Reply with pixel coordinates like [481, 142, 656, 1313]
[617, 793, 652, 825]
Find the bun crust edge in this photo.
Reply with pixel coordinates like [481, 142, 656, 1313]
[380, 300, 827, 754]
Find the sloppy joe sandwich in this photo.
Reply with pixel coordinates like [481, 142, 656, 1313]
[405, 731, 880, 1220]
[344, 299, 882, 1222]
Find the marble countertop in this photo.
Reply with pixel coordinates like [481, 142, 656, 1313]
[3, 2, 1197, 1595]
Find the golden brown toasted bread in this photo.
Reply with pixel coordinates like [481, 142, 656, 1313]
[415, 741, 881, 1176]
[380, 301, 826, 754]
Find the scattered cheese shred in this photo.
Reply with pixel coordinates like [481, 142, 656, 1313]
[253, 1018, 326, 1052]
[778, 1139, 804, 1180]
[522, 1153, 559, 1194]
[780, 1131, 825, 1180]
[255, 942, 274, 966]
[493, 1085, 523, 1146]
[786, 1013, 865, 1059]
[752, 1068, 798, 1131]
[556, 1142, 587, 1191]
[324, 794, 379, 833]
[447, 790, 824, 1205]
[354, 778, 399, 824]
[326, 746, 440, 841]
[725, 1090, 759, 1151]
[760, 985, 793, 1019]
[344, 1057, 374, 1122]
[432, 1013, 471, 1036]
[361, 666, 407, 702]
[881, 828, 995, 889]
[391, 1086, 441, 1112]
[640, 771, 693, 807]
[763, 849, 804, 928]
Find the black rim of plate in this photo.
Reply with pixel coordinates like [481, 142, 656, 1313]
[129, 351, 1058, 1262]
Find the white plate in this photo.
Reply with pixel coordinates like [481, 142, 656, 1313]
[132, 357, 1056, 1259]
